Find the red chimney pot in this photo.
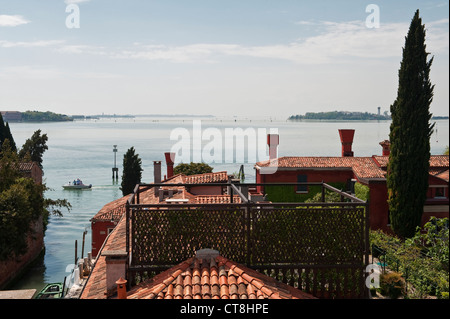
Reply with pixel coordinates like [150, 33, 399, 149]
[338, 129, 355, 157]
[116, 277, 127, 299]
[379, 140, 391, 156]
[164, 152, 175, 179]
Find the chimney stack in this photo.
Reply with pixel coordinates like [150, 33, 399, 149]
[379, 140, 391, 156]
[267, 134, 279, 160]
[164, 152, 175, 179]
[338, 129, 355, 157]
[154, 161, 161, 197]
[103, 250, 127, 297]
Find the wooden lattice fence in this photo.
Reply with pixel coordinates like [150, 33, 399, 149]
[126, 193, 369, 298]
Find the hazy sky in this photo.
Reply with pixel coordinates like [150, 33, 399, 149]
[0, 0, 448, 118]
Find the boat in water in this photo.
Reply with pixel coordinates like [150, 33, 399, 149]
[63, 179, 92, 190]
[34, 283, 64, 299]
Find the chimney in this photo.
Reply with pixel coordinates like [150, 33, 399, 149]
[338, 129, 355, 157]
[379, 140, 391, 156]
[164, 152, 175, 179]
[154, 160, 161, 197]
[116, 278, 128, 299]
[103, 250, 127, 297]
[267, 134, 279, 160]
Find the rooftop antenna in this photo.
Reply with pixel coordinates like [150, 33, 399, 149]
[112, 145, 118, 180]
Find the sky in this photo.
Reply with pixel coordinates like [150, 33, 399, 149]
[0, 0, 448, 118]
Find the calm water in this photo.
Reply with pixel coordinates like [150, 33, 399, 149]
[7, 117, 449, 292]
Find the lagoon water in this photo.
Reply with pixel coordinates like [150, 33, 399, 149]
[7, 116, 449, 292]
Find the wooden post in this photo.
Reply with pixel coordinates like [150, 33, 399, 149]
[74, 240, 78, 265]
[81, 230, 87, 259]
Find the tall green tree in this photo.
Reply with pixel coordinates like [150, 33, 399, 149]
[387, 10, 435, 238]
[0, 114, 17, 153]
[0, 140, 71, 260]
[18, 129, 48, 169]
[173, 162, 213, 176]
[120, 147, 143, 196]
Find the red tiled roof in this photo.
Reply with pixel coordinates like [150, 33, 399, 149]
[91, 196, 128, 222]
[0, 161, 40, 173]
[126, 251, 315, 300]
[429, 155, 449, 168]
[195, 195, 242, 204]
[256, 156, 386, 179]
[372, 156, 389, 168]
[256, 155, 450, 181]
[81, 215, 127, 299]
[430, 169, 449, 182]
[373, 155, 449, 169]
[184, 171, 229, 184]
[92, 172, 232, 222]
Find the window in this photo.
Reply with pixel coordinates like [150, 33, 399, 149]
[434, 187, 446, 198]
[296, 175, 308, 193]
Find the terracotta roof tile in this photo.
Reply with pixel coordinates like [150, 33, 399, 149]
[430, 168, 449, 182]
[256, 155, 450, 180]
[126, 251, 316, 300]
[184, 171, 229, 184]
[92, 171, 237, 222]
[373, 155, 449, 169]
[429, 155, 449, 168]
[256, 156, 385, 179]
[81, 214, 128, 299]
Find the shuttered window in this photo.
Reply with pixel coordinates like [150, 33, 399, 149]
[296, 175, 308, 193]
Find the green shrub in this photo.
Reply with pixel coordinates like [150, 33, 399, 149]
[370, 226, 449, 299]
[379, 272, 405, 299]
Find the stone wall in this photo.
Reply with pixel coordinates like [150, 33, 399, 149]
[0, 216, 45, 289]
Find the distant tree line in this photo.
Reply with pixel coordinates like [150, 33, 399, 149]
[288, 111, 391, 121]
[21, 111, 73, 122]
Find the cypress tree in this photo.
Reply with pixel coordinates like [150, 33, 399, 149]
[0, 114, 17, 153]
[387, 10, 435, 238]
[120, 147, 143, 196]
[0, 114, 5, 147]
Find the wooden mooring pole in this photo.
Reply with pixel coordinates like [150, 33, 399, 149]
[74, 240, 78, 265]
[112, 145, 119, 179]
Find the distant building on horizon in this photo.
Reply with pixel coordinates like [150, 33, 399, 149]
[1, 111, 22, 122]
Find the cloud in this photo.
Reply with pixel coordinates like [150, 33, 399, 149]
[0, 40, 64, 48]
[119, 19, 446, 64]
[0, 15, 30, 27]
[57, 44, 107, 56]
[4, 18, 445, 67]
[64, 0, 91, 4]
[110, 21, 413, 64]
[0, 66, 62, 79]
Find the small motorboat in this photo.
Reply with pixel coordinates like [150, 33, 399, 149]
[63, 179, 92, 190]
[34, 283, 64, 299]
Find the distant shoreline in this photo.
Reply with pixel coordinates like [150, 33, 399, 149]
[288, 111, 448, 121]
[3, 110, 448, 123]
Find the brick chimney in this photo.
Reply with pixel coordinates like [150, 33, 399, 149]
[267, 134, 279, 160]
[164, 152, 175, 179]
[379, 140, 391, 156]
[103, 250, 127, 297]
[338, 129, 355, 157]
